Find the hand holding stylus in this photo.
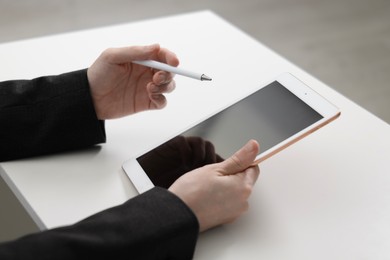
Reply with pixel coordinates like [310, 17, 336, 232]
[87, 44, 179, 119]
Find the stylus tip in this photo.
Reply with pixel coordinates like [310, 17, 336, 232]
[201, 74, 212, 81]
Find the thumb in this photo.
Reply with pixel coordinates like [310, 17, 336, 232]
[104, 44, 160, 64]
[220, 139, 259, 175]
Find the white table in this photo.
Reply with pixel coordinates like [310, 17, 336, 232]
[1, 10, 389, 259]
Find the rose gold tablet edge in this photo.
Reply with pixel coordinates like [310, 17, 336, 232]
[251, 111, 341, 166]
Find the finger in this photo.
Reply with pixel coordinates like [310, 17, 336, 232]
[149, 93, 167, 110]
[153, 71, 175, 85]
[160, 80, 176, 94]
[103, 44, 161, 64]
[152, 48, 179, 78]
[243, 165, 260, 186]
[157, 47, 180, 67]
[148, 81, 176, 94]
[220, 139, 259, 175]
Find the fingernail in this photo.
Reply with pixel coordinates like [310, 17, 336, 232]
[158, 73, 166, 83]
[245, 140, 256, 153]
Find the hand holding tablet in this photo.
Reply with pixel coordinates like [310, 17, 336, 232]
[169, 139, 260, 232]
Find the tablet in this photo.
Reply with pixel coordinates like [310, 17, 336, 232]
[122, 73, 340, 193]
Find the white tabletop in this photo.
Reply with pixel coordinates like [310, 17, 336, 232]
[1, 10, 389, 259]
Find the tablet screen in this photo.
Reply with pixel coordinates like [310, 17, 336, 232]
[137, 81, 323, 188]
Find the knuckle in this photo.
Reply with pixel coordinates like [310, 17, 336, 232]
[243, 184, 253, 197]
[101, 48, 116, 60]
[229, 155, 243, 169]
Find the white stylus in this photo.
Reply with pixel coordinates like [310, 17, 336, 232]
[133, 60, 212, 81]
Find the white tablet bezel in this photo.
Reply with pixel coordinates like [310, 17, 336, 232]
[123, 72, 341, 193]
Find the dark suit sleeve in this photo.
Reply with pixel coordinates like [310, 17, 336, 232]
[0, 187, 199, 260]
[0, 69, 106, 161]
[0, 71, 200, 259]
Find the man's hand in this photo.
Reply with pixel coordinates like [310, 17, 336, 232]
[169, 139, 260, 232]
[87, 44, 179, 120]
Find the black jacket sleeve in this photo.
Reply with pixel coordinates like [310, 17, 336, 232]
[0, 70, 199, 259]
[0, 187, 199, 260]
[0, 69, 106, 161]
